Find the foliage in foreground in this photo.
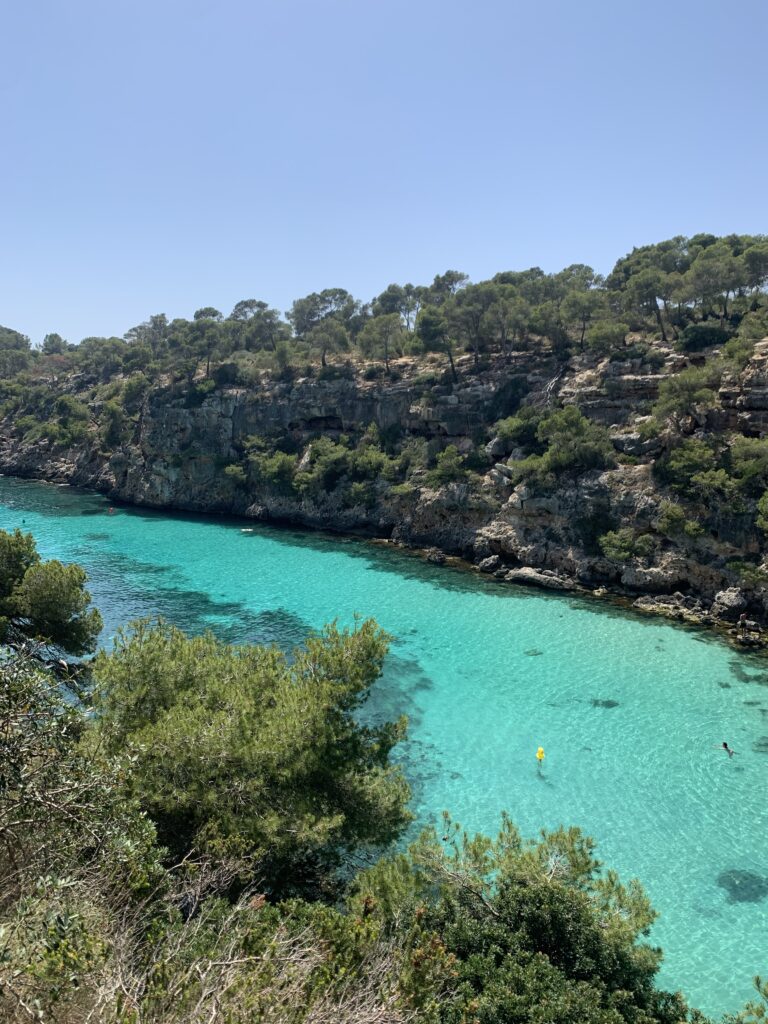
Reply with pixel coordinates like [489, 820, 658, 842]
[352, 814, 713, 1024]
[0, 527, 102, 655]
[0, 649, 715, 1023]
[92, 618, 411, 897]
[1, 533, 759, 1023]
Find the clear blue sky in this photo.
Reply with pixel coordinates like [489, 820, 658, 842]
[1, 0, 765, 344]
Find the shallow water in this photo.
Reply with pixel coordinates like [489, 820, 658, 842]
[1, 475, 766, 1017]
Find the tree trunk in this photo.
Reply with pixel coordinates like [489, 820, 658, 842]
[446, 346, 458, 383]
[653, 304, 668, 343]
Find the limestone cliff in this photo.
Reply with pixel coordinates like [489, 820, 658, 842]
[3, 343, 768, 631]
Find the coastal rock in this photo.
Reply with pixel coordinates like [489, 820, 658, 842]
[485, 436, 507, 459]
[632, 594, 706, 624]
[620, 564, 687, 592]
[610, 431, 663, 457]
[711, 587, 748, 621]
[504, 567, 576, 591]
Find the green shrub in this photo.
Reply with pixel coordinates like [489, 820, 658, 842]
[248, 450, 298, 495]
[494, 406, 543, 450]
[727, 560, 768, 588]
[656, 500, 703, 538]
[652, 363, 722, 422]
[184, 378, 216, 407]
[17, 417, 67, 445]
[55, 394, 89, 425]
[15, 414, 42, 438]
[757, 490, 768, 533]
[100, 399, 127, 448]
[94, 619, 409, 886]
[609, 343, 647, 362]
[637, 417, 662, 440]
[352, 814, 695, 1024]
[317, 362, 355, 381]
[511, 407, 615, 488]
[722, 334, 755, 370]
[348, 442, 397, 483]
[60, 421, 89, 446]
[688, 467, 737, 502]
[397, 438, 430, 479]
[389, 482, 416, 497]
[655, 438, 717, 495]
[728, 436, 768, 496]
[122, 374, 150, 413]
[345, 480, 376, 508]
[585, 320, 628, 356]
[224, 463, 247, 486]
[294, 438, 350, 498]
[425, 445, 468, 487]
[537, 406, 614, 471]
[676, 322, 731, 352]
[599, 528, 655, 561]
[643, 348, 667, 371]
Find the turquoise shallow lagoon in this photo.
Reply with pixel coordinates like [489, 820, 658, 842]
[1, 475, 766, 1017]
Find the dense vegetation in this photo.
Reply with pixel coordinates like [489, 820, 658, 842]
[0, 528, 102, 655]
[5, 531, 768, 1022]
[2, 234, 768, 570]
[3, 234, 766, 390]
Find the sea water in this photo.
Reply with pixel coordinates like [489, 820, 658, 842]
[1, 475, 766, 1018]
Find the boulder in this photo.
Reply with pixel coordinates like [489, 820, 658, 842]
[522, 495, 559, 515]
[485, 436, 507, 460]
[504, 567, 576, 591]
[424, 547, 446, 565]
[711, 587, 748, 621]
[610, 431, 663, 457]
[620, 565, 687, 592]
[488, 469, 513, 488]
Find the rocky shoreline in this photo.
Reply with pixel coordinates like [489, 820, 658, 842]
[3, 343, 768, 647]
[2, 463, 764, 652]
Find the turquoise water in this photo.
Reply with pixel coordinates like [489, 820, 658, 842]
[1, 476, 766, 1018]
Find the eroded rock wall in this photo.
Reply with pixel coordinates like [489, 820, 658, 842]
[3, 345, 768, 626]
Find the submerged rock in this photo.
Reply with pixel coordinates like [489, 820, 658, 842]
[424, 547, 446, 565]
[716, 869, 768, 903]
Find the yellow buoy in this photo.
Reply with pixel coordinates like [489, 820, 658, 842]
[536, 746, 545, 762]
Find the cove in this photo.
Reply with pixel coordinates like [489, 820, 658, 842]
[1, 475, 766, 1018]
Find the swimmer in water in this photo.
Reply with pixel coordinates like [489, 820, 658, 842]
[536, 746, 545, 772]
[722, 742, 737, 758]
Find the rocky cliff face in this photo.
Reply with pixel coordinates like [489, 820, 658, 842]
[3, 345, 768, 630]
